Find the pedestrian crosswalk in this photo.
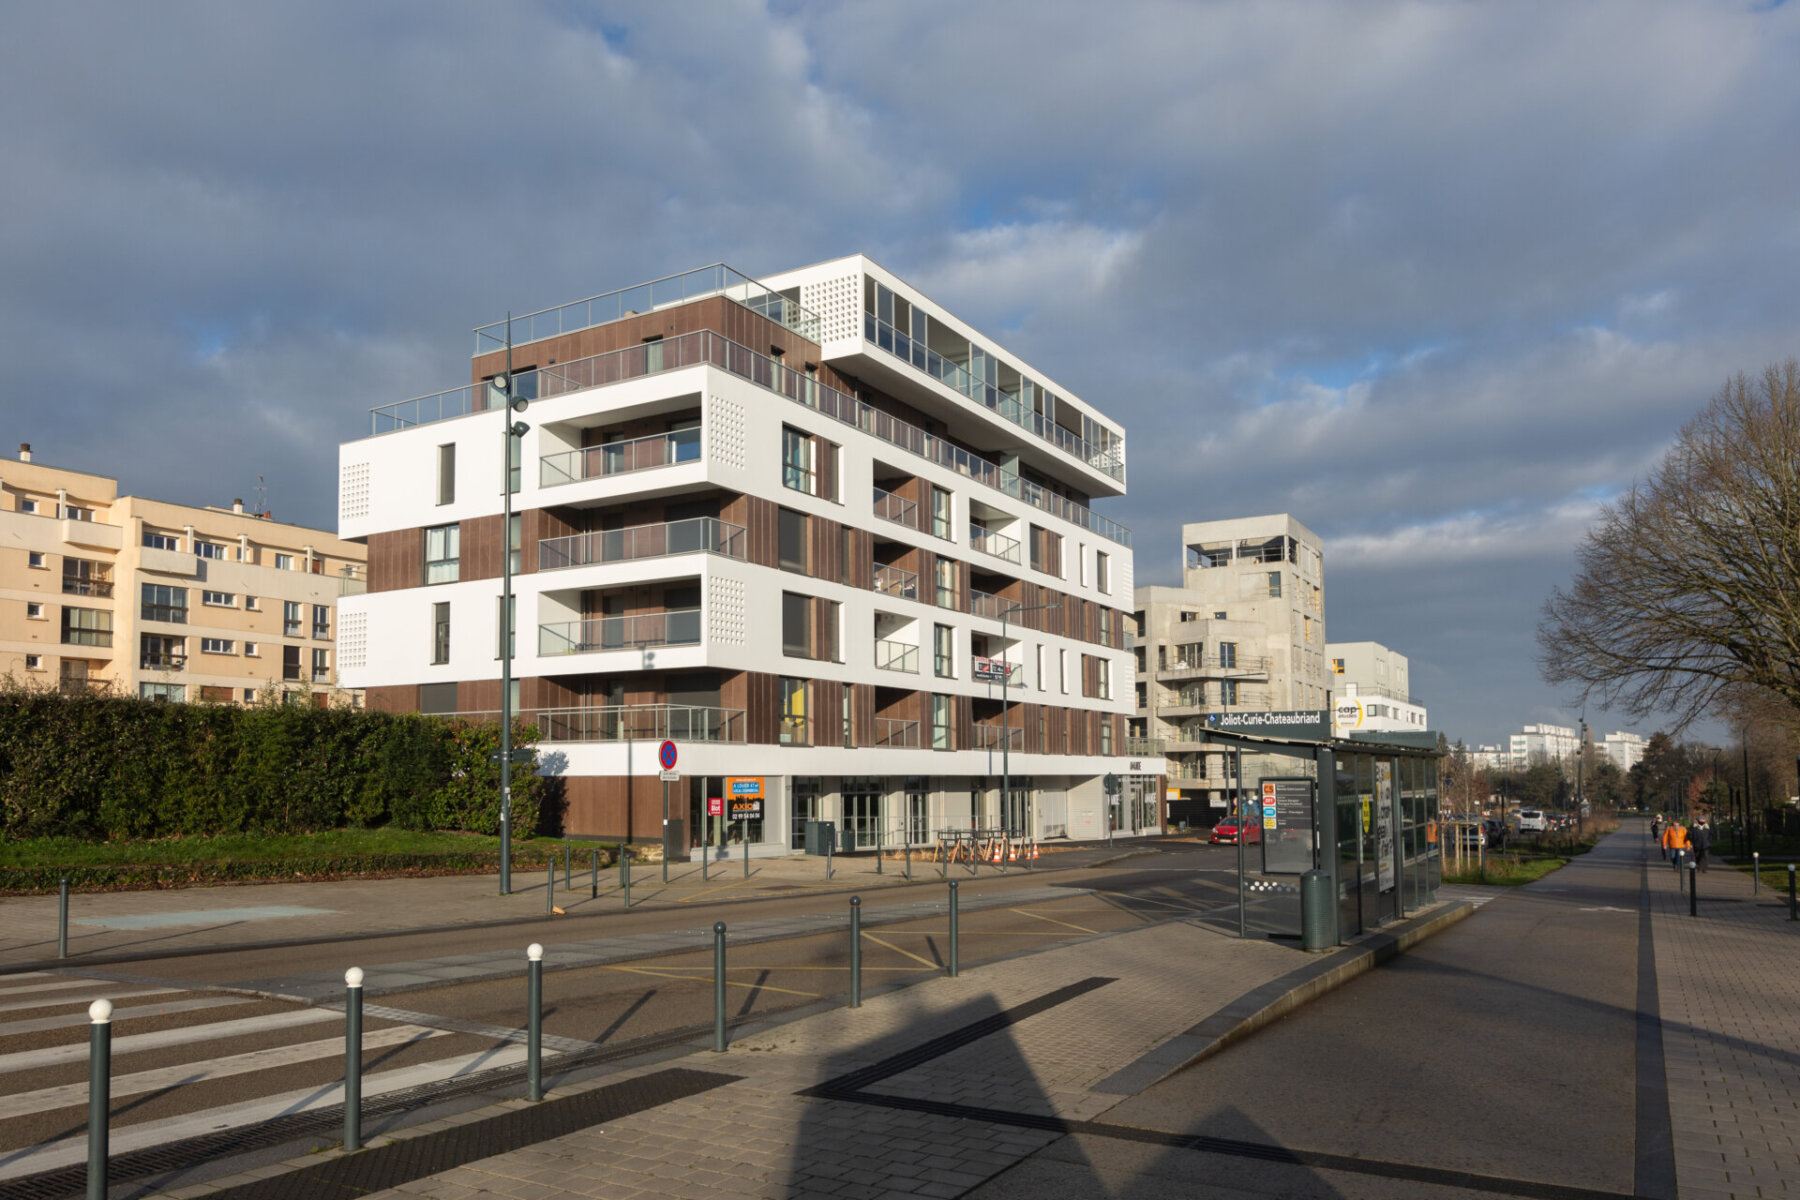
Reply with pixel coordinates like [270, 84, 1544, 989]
[0, 970, 568, 1186]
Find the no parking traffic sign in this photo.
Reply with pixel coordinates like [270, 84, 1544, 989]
[659, 740, 677, 771]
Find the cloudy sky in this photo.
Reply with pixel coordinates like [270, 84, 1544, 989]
[3, 1, 1795, 745]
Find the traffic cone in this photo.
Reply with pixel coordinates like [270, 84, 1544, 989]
[1031, 842, 1040, 861]
[1008, 843, 1019, 861]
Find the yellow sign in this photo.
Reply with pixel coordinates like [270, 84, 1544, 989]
[1361, 795, 1372, 834]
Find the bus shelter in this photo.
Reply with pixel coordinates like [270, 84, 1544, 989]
[1201, 712, 1444, 945]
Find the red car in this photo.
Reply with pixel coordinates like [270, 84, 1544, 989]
[1209, 817, 1262, 845]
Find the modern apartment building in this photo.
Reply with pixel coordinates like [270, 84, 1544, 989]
[0, 445, 366, 703]
[1508, 723, 1579, 769]
[1327, 640, 1428, 736]
[1132, 514, 1328, 825]
[1597, 730, 1646, 773]
[336, 259, 1158, 852]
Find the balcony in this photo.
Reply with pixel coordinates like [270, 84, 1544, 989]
[1155, 654, 1269, 683]
[539, 609, 702, 657]
[969, 525, 1021, 565]
[540, 517, 746, 572]
[368, 327, 1132, 547]
[62, 630, 112, 649]
[473, 264, 821, 355]
[969, 590, 1005, 620]
[875, 718, 921, 748]
[62, 577, 112, 599]
[873, 487, 918, 530]
[972, 655, 1023, 686]
[1121, 737, 1166, 757]
[872, 564, 919, 602]
[140, 604, 188, 625]
[971, 725, 1023, 750]
[141, 653, 187, 672]
[452, 704, 746, 744]
[540, 429, 701, 488]
[875, 639, 918, 674]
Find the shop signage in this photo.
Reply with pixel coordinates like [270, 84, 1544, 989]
[707, 796, 724, 817]
[972, 656, 1014, 683]
[726, 776, 765, 821]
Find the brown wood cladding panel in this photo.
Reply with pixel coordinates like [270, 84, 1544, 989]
[366, 684, 418, 713]
[845, 528, 873, 590]
[460, 515, 503, 583]
[561, 774, 663, 841]
[810, 597, 839, 663]
[524, 676, 579, 710]
[809, 516, 842, 585]
[726, 495, 780, 569]
[459, 679, 501, 713]
[741, 671, 780, 744]
[812, 436, 839, 503]
[367, 528, 422, 593]
[851, 682, 876, 748]
[953, 693, 972, 749]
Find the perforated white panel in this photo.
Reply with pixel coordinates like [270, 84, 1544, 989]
[339, 462, 370, 522]
[801, 273, 861, 343]
[339, 611, 368, 670]
[708, 394, 746, 472]
[708, 576, 746, 646]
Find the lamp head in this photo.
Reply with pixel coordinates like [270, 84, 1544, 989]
[510, 421, 529, 438]
[510, 396, 529, 414]
[492, 373, 510, 395]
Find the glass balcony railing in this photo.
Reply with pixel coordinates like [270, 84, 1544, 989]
[969, 589, 1004, 620]
[449, 704, 746, 744]
[1121, 737, 1166, 756]
[473, 264, 820, 355]
[368, 328, 1132, 547]
[872, 564, 919, 601]
[540, 429, 701, 487]
[875, 718, 921, 748]
[539, 518, 745, 572]
[969, 524, 1021, 564]
[863, 311, 1125, 483]
[875, 639, 918, 673]
[873, 486, 919, 530]
[538, 609, 702, 656]
[972, 725, 1024, 750]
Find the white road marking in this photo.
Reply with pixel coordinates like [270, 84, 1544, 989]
[0, 997, 246, 1038]
[0, 987, 176, 1016]
[0, 978, 112, 1000]
[0, 1008, 340, 1075]
[0, 1026, 449, 1120]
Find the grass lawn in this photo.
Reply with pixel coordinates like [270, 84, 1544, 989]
[1442, 854, 1571, 886]
[0, 829, 539, 869]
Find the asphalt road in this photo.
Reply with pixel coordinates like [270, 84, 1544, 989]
[970, 831, 1652, 1200]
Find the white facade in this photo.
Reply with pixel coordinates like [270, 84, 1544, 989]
[1508, 723, 1579, 768]
[1327, 640, 1427, 736]
[1598, 730, 1646, 773]
[338, 258, 1157, 852]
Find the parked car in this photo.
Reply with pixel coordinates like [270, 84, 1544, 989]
[1209, 817, 1262, 845]
[1483, 818, 1507, 848]
[1517, 809, 1548, 833]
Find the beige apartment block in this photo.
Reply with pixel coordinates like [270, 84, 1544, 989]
[0, 444, 365, 705]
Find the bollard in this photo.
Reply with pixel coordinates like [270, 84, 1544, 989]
[564, 843, 571, 890]
[948, 881, 960, 977]
[59, 877, 69, 960]
[712, 923, 728, 1052]
[1753, 852, 1760, 896]
[87, 998, 111, 1200]
[591, 847, 599, 900]
[546, 856, 555, 916]
[876, 822, 884, 875]
[1788, 863, 1796, 921]
[826, 835, 834, 881]
[343, 968, 363, 1152]
[526, 943, 543, 1101]
[1688, 860, 1698, 917]
[743, 830, 750, 879]
[622, 850, 632, 910]
[904, 840, 912, 881]
[703, 835, 710, 882]
[849, 896, 862, 1008]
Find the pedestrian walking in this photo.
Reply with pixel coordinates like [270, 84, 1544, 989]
[1689, 817, 1711, 872]
[1661, 819, 1686, 863]
[1651, 813, 1664, 842]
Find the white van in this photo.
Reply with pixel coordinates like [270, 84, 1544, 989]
[1517, 808, 1548, 833]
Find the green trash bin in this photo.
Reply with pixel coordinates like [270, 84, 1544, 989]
[1301, 869, 1334, 952]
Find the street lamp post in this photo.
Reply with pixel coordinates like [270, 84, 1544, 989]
[998, 601, 1058, 839]
[492, 319, 530, 897]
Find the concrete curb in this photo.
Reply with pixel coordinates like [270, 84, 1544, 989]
[1093, 899, 1475, 1095]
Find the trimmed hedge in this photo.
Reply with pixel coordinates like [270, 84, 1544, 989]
[0, 847, 592, 894]
[0, 690, 546, 841]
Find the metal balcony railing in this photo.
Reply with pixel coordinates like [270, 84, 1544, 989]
[1155, 654, 1270, 681]
[540, 429, 701, 487]
[872, 563, 919, 602]
[971, 725, 1024, 750]
[539, 517, 746, 571]
[1120, 737, 1165, 756]
[451, 704, 747, 744]
[875, 718, 921, 748]
[141, 653, 186, 672]
[969, 524, 1021, 564]
[873, 486, 918, 530]
[969, 589, 1004, 620]
[875, 639, 919, 673]
[538, 609, 702, 656]
[312, 668, 332, 683]
[62, 577, 112, 598]
[140, 604, 187, 624]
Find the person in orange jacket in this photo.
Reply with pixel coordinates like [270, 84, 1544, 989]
[1662, 820, 1688, 869]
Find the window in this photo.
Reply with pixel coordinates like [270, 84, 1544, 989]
[141, 583, 188, 624]
[935, 559, 955, 608]
[437, 443, 456, 505]
[1332, 657, 1345, 675]
[1219, 641, 1237, 669]
[245, 596, 260, 611]
[1035, 645, 1046, 692]
[194, 541, 226, 560]
[934, 624, 955, 677]
[283, 600, 302, 637]
[931, 694, 951, 750]
[141, 633, 185, 671]
[1101, 718, 1113, 755]
[930, 486, 952, 540]
[1222, 679, 1240, 706]
[312, 604, 329, 639]
[1097, 658, 1112, 700]
[1214, 611, 1227, 619]
[424, 525, 459, 584]
[1029, 525, 1062, 576]
[28, 551, 45, 569]
[1096, 551, 1110, 594]
[312, 648, 330, 683]
[1059, 648, 1069, 694]
[243, 687, 257, 702]
[64, 506, 92, 522]
[282, 645, 302, 682]
[275, 553, 294, 571]
[24, 653, 41, 671]
[140, 682, 184, 703]
[1268, 571, 1281, 597]
[508, 512, 522, 575]
[200, 638, 235, 654]
[25, 601, 43, 620]
[19, 498, 37, 514]
[419, 681, 458, 714]
[202, 590, 234, 607]
[1079, 544, 1090, 587]
[778, 676, 807, 744]
[200, 686, 233, 703]
[782, 591, 811, 657]
[244, 641, 259, 657]
[143, 531, 181, 551]
[777, 507, 807, 573]
[432, 601, 451, 664]
[781, 426, 813, 494]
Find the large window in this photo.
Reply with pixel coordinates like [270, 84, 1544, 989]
[432, 601, 451, 664]
[141, 583, 188, 624]
[425, 524, 460, 584]
[437, 443, 456, 505]
[284, 600, 303, 637]
[1219, 641, 1237, 669]
[140, 682, 184, 703]
[141, 634, 185, 671]
[930, 485, 952, 540]
[1222, 679, 1239, 706]
[142, 530, 180, 551]
[935, 559, 955, 608]
[781, 426, 813, 494]
[778, 508, 808, 573]
[313, 604, 330, 639]
[282, 645, 302, 682]
[312, 648, 330, 683]
[931, 694, 951, 750]
[194, 540, 226, 560]
[933, 624, 955, 677]
[779, 677, 807, 744]
[1268, 571, 1282, 598]
[782, 592, 811, 657]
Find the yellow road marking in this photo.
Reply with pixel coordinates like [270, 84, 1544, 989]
[859, 931, 941, 969]
[602, 964, 818, 998]
[1010, 908, 1098, 934]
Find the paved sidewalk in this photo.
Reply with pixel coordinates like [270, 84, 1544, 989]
[0, 843, 1139, 971]
[1646, 835, 1800, 1199]
[153, 894, 1467, 1200]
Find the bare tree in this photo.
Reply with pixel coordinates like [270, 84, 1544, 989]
[1539, 360, 1800, 732]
